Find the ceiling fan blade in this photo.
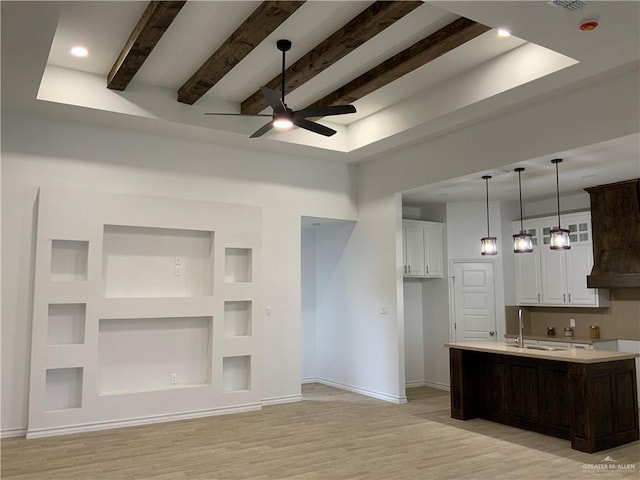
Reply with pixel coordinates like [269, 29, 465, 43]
[204, 113, 271, 117]
[294, 105, 356, 119]
[293, 118, 336, 137]
[249, 121, 274, 138]
[261, 86, 286, 113]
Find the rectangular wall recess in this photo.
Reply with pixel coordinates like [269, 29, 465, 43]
[46, 367, 83, 410]
[225, 248, 252, 283]
[98, 316, 212, 394]
[224, 301, 252, 337]
[50, 240, 88, 282]
[102, 225, 214, 298]
[223, 356, 251, 392]
[48, 303, 86, 345]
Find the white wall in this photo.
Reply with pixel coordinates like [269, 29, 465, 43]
[403, 280, 424, 386]
[524, 192, 590, 218]
[1, 111, 356, 435]
[301, 228, 316, 381]
[312, 193, 406, 402]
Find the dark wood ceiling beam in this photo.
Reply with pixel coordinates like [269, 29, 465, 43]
[304, 17, 491, 110]
[241, 1, 422, 115]
[178, 1, 305, 105]
[107, 1, 186, 91]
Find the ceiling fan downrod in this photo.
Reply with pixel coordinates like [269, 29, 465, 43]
[276, 39, 291, 105]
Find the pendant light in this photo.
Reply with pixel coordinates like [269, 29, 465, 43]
[513, 167, 533, 253]
[549, 158, 571, 250]
[481, 175, 497, 256]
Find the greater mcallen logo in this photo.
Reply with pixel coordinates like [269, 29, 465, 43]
[583, 456, 637, 476]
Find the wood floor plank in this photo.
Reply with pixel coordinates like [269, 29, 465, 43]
[2, 384, 638, 479]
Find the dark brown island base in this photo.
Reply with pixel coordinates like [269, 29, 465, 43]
[446, 343, 639, 453]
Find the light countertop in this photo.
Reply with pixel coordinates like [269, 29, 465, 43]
[503, 334, 616, 344]
[445, 342, 639, 364]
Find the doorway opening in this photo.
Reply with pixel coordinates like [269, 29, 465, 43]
[300, 216, 356, 387]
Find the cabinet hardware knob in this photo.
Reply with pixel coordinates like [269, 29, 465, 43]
[563, 293, 566, 303]
[489, 331, 495, 336]
[568, 293, 572, 302]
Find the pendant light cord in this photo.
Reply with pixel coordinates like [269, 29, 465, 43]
[485, 176, 490, 236]
[555, 160, 561, 228]
[518, 170, 524, 232]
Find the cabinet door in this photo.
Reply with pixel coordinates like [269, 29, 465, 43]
[423, 223, 443, 278]
[403, 222, 425, 276]
[563, 215, 597, 305]
[540, 248, 567, 304]
[513, 224, 541, 304]
[566, 243, 596, 305]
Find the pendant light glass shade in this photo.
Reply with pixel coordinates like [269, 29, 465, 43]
[481, 236, 498, 255]
[550, 159, 570, 250]
[512, 167, 533, 253]
[481, 175, 497, 256]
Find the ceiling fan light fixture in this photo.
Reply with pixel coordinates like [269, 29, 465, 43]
[273, 113, 293, 130]
[207, 39, 355, 138]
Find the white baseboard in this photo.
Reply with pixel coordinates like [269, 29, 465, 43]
[312, 377, 407, 404]
[1, 427, 27, 439]
[405, 381, 450, 391]
[423, 381, 450, 392]
[26, 403, 262, 439]
[301, 377, 319, 384]
[405, 381, 426, 388]
[261, 394, 303, 406]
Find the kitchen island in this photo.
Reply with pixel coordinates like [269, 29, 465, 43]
[446, 342, 639, 453]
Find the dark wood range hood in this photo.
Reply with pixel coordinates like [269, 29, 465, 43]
[585, 179, 640, 288]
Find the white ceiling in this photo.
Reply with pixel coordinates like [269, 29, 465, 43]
[1, 1, 639, 200]
[403, 132, 640, 205]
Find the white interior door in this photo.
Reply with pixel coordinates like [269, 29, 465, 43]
[452, 262, 497, 343]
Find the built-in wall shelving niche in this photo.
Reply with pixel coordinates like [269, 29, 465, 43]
[224, 301, 252, 337]
[45, 367, 83, 411]
[50, 240, 89, 282]
[225, 248, 252, 283]
[102, 225, 214, 298]
[97, 316, 212, 395]
[48, 303, 86, 345]
[222, 356, 251, 392]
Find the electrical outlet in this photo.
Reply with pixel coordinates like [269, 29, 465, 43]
[570, 318, 576, 328]
[170, 373, 177, 384]
[379, 307, 388, 315]
[175, 265, 182, 276]
[266, 306, 271, 316]
[175, 256, 183, 266]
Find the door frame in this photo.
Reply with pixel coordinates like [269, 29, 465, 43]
[448, 259, 504, 344]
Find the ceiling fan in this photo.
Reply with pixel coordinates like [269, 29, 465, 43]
[205, 39, 356, 138]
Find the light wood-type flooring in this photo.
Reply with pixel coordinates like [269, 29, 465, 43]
[2, 384, 639, 479]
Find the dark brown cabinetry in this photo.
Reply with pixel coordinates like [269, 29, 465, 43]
[449, 348, 639, 453]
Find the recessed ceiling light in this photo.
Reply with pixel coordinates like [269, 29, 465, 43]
[70, 46, 88, 57]
[497, 29, 511, 37]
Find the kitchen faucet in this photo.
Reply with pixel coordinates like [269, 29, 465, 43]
[516, 307, 524, 348]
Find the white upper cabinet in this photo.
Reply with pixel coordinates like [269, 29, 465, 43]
[513, 222, 542, 304]
[402, 220, 443, 278]
[513, 212, 608, 307]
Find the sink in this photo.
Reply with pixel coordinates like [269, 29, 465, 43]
[505, 344, 568, 352]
